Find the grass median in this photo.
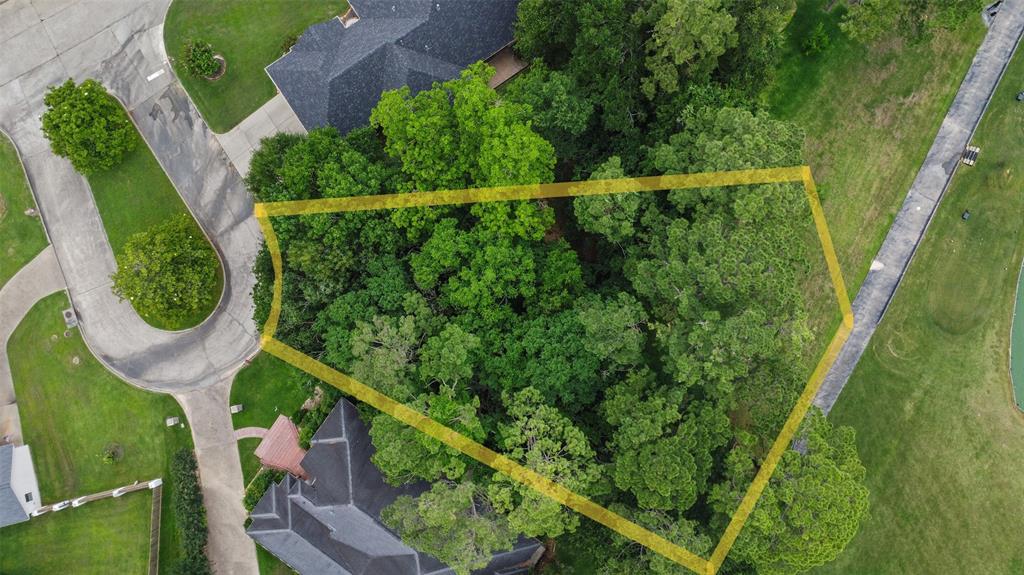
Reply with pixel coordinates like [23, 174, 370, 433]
[87, 110, 222, 331]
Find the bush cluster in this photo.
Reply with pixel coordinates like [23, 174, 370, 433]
[183, 39, 220, 78]
[243, 468, 285, 512]
[171, 448, 211, 575]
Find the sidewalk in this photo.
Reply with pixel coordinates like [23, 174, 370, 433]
[215, 93, 306, 178]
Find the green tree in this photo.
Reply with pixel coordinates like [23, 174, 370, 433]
[488, 387, 601, 538]
[418, 324, 481, 391]
[370, 392, 486, 485]
[711, 412, 870, 575]
[503, 61, 594, 157]
[348, 314, 424, 402]
[576, 292, 648, 366]
[634, 0, 737, 99]
[840, 0, 901, 43]
[599, 508, 712, 574]
[573, 157, 647, 243]
[110, 214, 218, 325]
[41, 78, 136, 175]
[382, 481, 516, 575]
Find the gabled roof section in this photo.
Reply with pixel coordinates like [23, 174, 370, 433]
[247, 399, 544, 575]
[0, 444, 29, 528]
[267, 0, 520, 134]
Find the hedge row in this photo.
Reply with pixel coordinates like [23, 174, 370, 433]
[171, 448, 211, 575]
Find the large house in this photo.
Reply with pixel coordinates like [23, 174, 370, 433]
[266, 0, 522, 134]
[0, 443, 40, 529]
[247, 399, 544, 575]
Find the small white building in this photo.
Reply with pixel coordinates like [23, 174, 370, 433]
[0, 443, 41, 528]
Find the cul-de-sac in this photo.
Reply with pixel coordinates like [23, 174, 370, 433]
[1, 1, 1022, 574]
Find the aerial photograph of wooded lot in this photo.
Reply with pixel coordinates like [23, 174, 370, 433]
[0, 1, 1022, 574]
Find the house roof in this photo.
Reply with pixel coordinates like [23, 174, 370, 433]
[0, 444, 29, 528]
[247, 399, 542, 575]
[266, 0, 520, 134]
[255, 415, 307, 478]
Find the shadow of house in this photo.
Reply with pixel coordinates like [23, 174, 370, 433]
[266, 0, 523, 134]
[247, 399, 543, 574]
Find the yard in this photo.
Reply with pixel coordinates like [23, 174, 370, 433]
[87, 108, 222, 331]
[0, 495, 153, 574]
[163, 0, 348, 133]
[8, 292, 194, 572]
[818, 43, 1024, 574]
[231, 352, 309, 430]
[0, 131, 47, 288]
[770, 0, 985, 335]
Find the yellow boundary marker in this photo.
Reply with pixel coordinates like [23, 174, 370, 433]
[254, 166, 853, 575]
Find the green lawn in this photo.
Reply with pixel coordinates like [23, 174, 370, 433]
[230, 352, 309, 430]
[238, 437, 264, 485]
[817, 43, 1024, 574]
[258, 545, 296, 575]
[164, 0, 348, 133]
[8, 292, 194, 572]
[770, 0, 985, 333]
[0, 494, 152, 574]
[0, 131, 47, 288]
[87, 107, 222, 331]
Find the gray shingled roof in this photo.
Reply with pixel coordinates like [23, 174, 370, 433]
[0, 444, 29, 528]
[267, 0, 520, 133]
[247, 399, 542, 575]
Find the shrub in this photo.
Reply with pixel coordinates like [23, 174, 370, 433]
[803, 22, 832, 56]
[40, 79, 136, 175]
[171, 448, 211, 575]
[243, 468, 285, 512]
[111, 213, 219, 326]
[183, 39, 220, 78]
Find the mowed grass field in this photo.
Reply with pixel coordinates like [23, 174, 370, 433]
[0, 495, 152, 574]
[770, 0, 985, 331]
[87, 105, 223, 331]
[164, 0, 348, 133]
[817, 44, 1024, 574]
[7, 292, 194, 572]
[0, 131, 47, 288]
[230, 352, 309, 430]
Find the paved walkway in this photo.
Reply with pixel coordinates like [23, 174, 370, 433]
[814, 2, 1024, 412]
[235, 427, 267, 440]
[0, 246, 65, 445]
[215, 93, 305, 178]
[175, 378, 256, 575]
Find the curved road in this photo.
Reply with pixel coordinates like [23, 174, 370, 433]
[0, 0, 260, 393]
[0, 1, 260, 572]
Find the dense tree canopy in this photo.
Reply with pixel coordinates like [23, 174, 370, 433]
[41, 79, 137, 175]
[246, 7, 872, 572]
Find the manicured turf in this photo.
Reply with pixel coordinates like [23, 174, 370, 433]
[818, 45, 1024, 574]
[0, 131, 47, 288]
[163, 0, 348, 133]
[258, 545, 296, 575]
[230, 351, 309, 430]
[87, 107, 222, 331]
[770, 0, 985, 335]
[0, 494, 153, 574]
[238, 437, 264, 485]
[8, 292, 194, 572]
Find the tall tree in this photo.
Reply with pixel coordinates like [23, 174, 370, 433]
[382, 481, 516, 575]
[488, 387, 602, 538]
[711, 412, 870, 575]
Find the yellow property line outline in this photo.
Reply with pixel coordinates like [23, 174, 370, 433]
[253, 166, 854, 575]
